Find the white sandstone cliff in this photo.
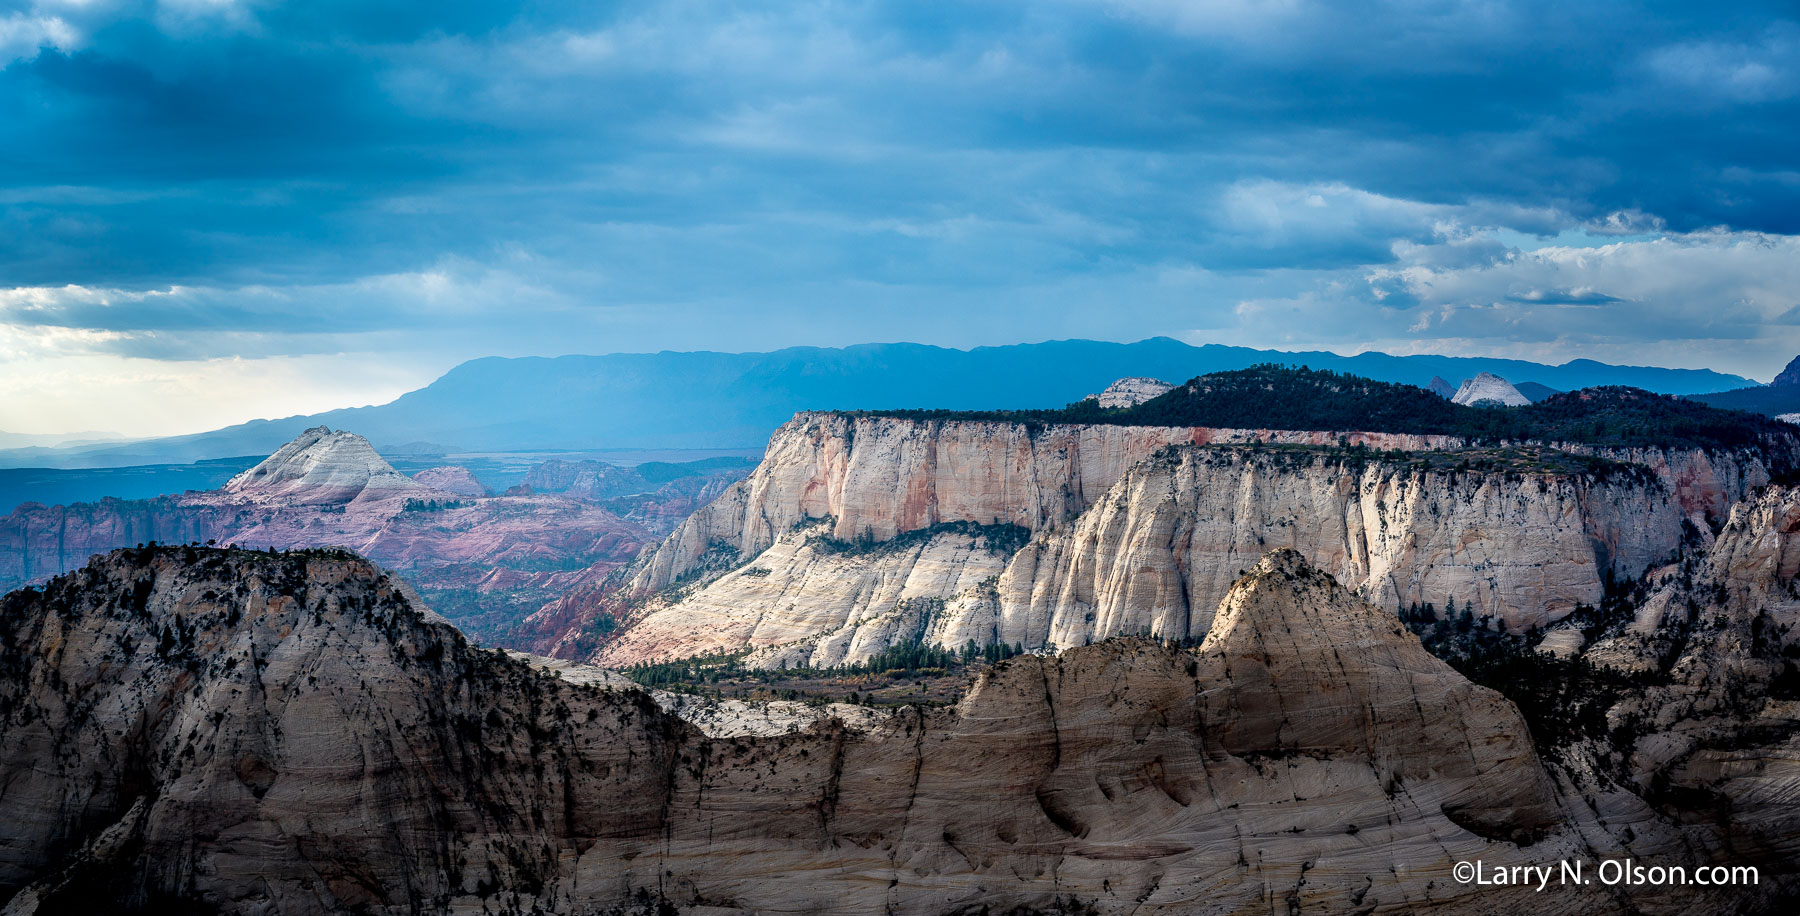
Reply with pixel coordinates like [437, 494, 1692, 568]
[596, 441, 1681, 667]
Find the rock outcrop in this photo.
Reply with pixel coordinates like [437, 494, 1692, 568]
[564, 408, 1780, 667]
[1428, 375, 1457, 399]
[1451, 372, 1531, 407]
[984, 444, 1675, 645]
[523, 458, 647, 499]
[10, 545, 1784, 914]
[1085, 376, 1175, 408]
[596, 445, 1681, 667]
[1773, 354, 1800, 388]
[409, 466, 491, 497]
[610, 413, 1466, 607]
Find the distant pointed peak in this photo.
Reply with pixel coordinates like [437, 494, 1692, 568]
[1451, 372, 1529, 407]
[1426, 376, 1456, 399]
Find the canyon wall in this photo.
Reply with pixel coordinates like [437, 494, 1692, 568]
[6, 546, 1786, 914]
[619, 412, 1466, 598]
[585, 413, 1758, 667]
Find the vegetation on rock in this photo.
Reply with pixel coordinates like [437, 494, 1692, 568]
[845, 365, 1796, 454]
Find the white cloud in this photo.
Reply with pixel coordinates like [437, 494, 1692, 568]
[0, 10, 75, 63]
[1218, 228, 1800, 377]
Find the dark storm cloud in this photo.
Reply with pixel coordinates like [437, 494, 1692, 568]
[1, 0, 1799, 374]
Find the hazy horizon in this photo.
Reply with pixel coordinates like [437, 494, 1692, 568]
[0, 335, 1769, 441]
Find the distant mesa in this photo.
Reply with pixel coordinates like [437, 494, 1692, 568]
[1427, 376, 1456, 399]
[410, 466, 491, 498]
[223, 426, 424, 505]
[524, 458, 644, 500]
[1086, 377, 1176, 409]
[1451, 372, 1531, 407]
[1773, 355, 1800, 388]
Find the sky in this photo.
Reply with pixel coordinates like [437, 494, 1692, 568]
[2, 0, 1799, 437]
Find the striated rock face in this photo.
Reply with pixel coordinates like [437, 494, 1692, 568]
[0, 548, 679, 914]
[1086, 376, 1175, 408]
[596, 521, 1026, 668]
[984, 445, 1678, 646]
[223, 426, 423, 504]
[14, 546, 1785, 914]
[1451, 372, 1531, 407]
[574, 403, 1768, 665]
[596, 444, 1679, 666]
[408, 466, 490, 497]
[612, 412, 1466, 607]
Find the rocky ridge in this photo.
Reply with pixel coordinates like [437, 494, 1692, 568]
[1774, 355, 1800, 388]
[5, 545, 1788, 913]
[409, 466, 491, 497]
[1085, 376, 1175, 408]
[553, 410, 1778, 667]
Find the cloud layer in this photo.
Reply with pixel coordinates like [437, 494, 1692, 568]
[2, 0, 1799, 434]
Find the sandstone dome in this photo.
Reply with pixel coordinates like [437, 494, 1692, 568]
[224, 426, 424, 504]
[1451, 371, 1530, 407]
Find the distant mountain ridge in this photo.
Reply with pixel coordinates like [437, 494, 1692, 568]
[0, 338, 1757, 469]
[1691, 354, 1800, 417]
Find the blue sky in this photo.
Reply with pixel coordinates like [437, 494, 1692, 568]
[2, 0, 1799, 436]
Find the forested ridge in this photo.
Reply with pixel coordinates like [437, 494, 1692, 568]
[843, 365, 1795, 453]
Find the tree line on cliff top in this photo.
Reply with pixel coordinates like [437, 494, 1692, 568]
[845, 365, 1795, 454]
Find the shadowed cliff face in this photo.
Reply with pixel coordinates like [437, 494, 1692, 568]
[578, 412, 1722, 667]
[1, 546, 1793, 914]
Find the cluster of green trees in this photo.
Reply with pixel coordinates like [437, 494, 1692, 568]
[623, 636, 1028, 690]
[849, 637, 1025, 675]
[844, 365, 1792, 454]
[809, 520, 1031, 557]
[401, 498, 471, 513]
[1399, 598, 1626, 750]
